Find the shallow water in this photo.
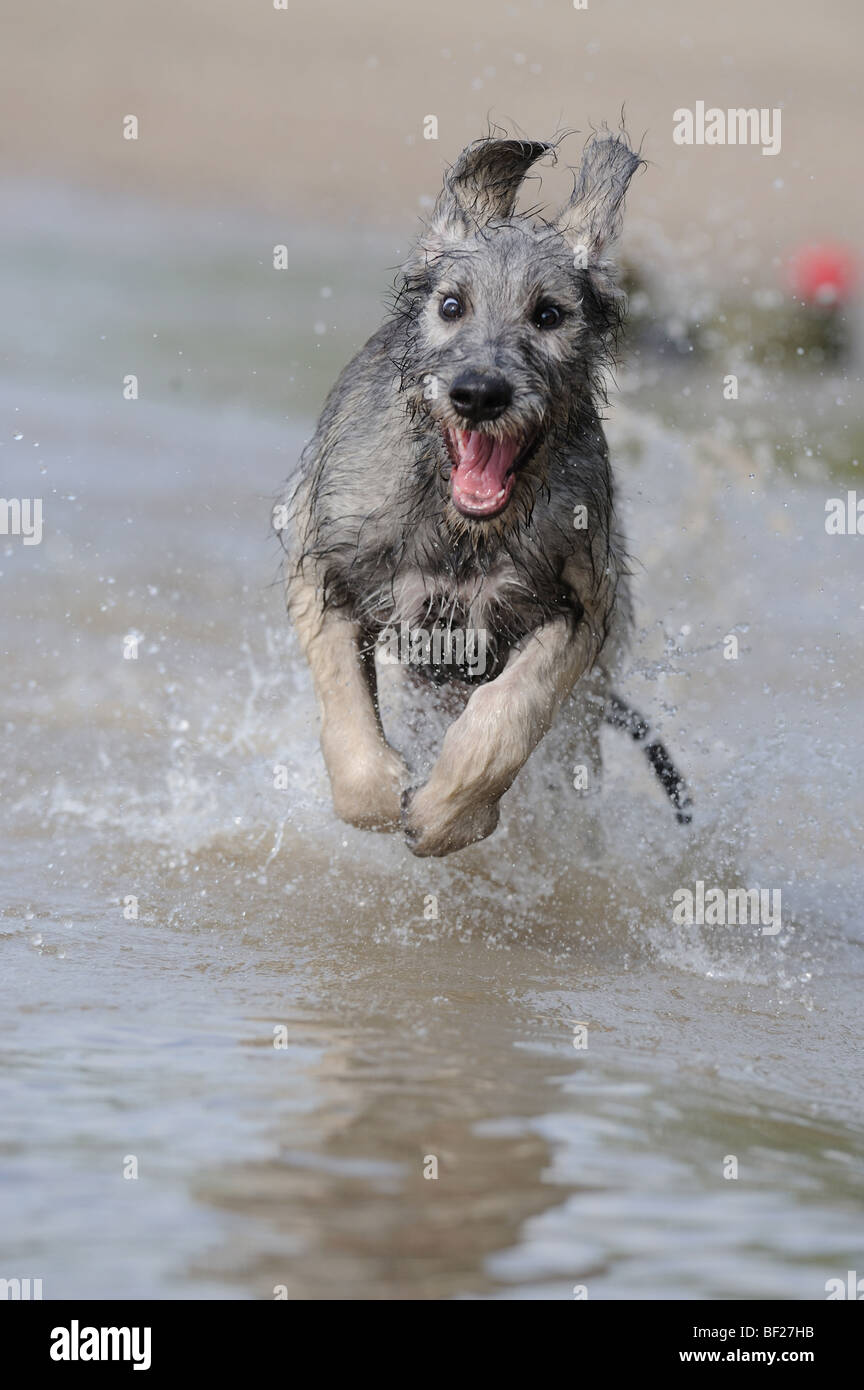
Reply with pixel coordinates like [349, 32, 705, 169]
[1, 186, 863, 1300]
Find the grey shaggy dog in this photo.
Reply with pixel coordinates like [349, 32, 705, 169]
[283, 129, 690, 857]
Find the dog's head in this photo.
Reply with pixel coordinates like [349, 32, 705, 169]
[396, 132, 643, 526]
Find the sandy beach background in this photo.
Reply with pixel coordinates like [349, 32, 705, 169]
[2, 0, 860, 256]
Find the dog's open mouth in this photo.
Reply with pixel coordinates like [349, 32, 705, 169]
[444, 428, 535, 520]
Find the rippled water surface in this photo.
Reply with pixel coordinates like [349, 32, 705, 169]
[1, 188, 863, 1299]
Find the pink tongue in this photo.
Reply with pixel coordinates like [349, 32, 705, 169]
[450, 430, 520, 510]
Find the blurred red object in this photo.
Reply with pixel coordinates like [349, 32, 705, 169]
[787, 244, 858, 306]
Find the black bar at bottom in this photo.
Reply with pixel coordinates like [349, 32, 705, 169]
[4, 1299, 859, 1375]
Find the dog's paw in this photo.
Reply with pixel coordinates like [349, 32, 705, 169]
[329, 744, 408, 831]
[401, 784, 500, 857]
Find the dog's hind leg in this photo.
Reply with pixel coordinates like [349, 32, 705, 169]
[288, 573, 409, 830]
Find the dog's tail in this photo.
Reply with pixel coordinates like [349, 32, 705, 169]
[604, 693, 693, 825]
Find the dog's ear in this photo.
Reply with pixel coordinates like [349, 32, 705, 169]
[555, 131, 643, 264]
[430, 138, 551, 239]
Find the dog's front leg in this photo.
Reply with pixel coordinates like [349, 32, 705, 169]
[289, 575, 408, 830]
[402, 613, 598, 857]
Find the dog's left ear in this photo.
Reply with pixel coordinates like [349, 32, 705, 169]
[555, 131, 643, 264]
[430, 138, 551, 239]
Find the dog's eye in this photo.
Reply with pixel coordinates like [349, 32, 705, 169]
[439, 295, 464, 321]
[533, 303, 563, 330]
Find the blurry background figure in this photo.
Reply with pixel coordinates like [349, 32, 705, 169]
[786, 243, 859, 362]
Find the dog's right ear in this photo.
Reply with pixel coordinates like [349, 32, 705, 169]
[428, 138, 551, 241]
[555, 130, 643, 265]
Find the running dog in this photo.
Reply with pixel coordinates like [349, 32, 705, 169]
[283, 130, 690, 856]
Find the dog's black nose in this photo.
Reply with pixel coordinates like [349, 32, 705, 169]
[449, 371, 512, 423]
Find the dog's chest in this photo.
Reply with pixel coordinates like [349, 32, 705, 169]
[378, 559, 533, 685]
[390, 560, 522, 630]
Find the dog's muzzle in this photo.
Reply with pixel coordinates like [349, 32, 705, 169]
[448, 370, 512, 424]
